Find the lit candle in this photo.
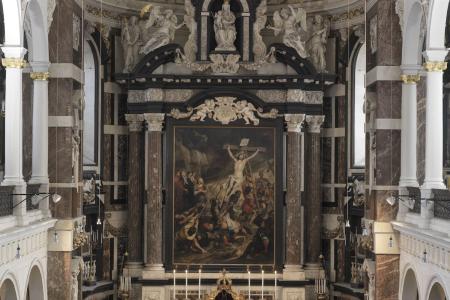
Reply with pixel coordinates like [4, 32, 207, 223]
[185, 268, 188, 300]
[198, 268, 201, 300]
[248, 269, 251, 300]
[261, 269, 264, 300]
[173, 268, 176, 300]
[274, 270, 277, 300]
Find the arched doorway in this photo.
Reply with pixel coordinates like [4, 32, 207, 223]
[0, 278, 18, 300]
[26, 266, 44, 300]
[428, 282, 447, 300]
[402, 269, 419, 300]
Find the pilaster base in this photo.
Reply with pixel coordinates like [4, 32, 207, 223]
[304, 264, 324, 279]
[283, 265, 306, 281]
[125, 263, 144, 278]
[143, 264, 165, 279]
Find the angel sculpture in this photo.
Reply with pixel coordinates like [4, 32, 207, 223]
[253, 0, 268, 63]
[140, 8, 185, 55]
[307, 15, 330, 72]
[121, 16, 142, 73]
[268, 5, 308, 58]
[183, 0, 197, 62]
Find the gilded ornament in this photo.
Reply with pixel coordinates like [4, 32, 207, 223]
[2, 58, 26, 68]
[423, 61, 447, 72]
[400, 74, 420, 84]
[30, 72, 50, 81]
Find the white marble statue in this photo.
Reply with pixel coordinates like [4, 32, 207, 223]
[307, 15, 330, 72]
[140, 8, 184, 55]
[214, 0, 237, 51]
[183, 0, 198, 62]
[121, 16, 142, 73]
[269, 5, 308, 58]
[253, 0, 268, 62]
[71, 272, 78, 300]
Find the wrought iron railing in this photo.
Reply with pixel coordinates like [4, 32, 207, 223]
[26, 184, 41, 211]
[0, 186, 14, 217]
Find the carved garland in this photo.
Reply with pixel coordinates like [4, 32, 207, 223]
[170, 97, 278, 126]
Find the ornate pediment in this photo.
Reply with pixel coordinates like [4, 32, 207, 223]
[170, 96, 278, 125]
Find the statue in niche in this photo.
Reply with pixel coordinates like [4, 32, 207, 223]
[184, 0, 198, 62]
[307, 15, 330, 72]
[121, 16, 142, 73]
[268, 5, 308, 58]
[253, 0, 268, 62]
[140, 7, 185, 55]
[214, 0, 237, 51]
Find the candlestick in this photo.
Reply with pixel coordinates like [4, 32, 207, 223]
[274, 270, 277, 300]
[248, 269, 251, 300]
[261, 269, 264, 300]
[173, 269, 176, 300]
[198, 268, 201, 300]
[185, 268, 188, 300]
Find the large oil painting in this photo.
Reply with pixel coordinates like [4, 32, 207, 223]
[172, 126, 278, 266]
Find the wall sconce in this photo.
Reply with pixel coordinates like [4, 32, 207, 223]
[388, 236, 393, 248]
[423, 250, 427, 263]
[53, 231, 59, 244]
[16, 244, 20, 259]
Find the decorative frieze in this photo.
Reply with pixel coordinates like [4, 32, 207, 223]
[170, 97, 278, 125]
[287, 90, 324, 104]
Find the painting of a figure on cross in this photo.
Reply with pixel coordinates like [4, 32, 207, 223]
[172, 126, 276, 265]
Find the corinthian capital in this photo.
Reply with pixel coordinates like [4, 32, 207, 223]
[144, 113, 165, 132]
[125, 114, 144, 132]
[284, 114, 305, 133]
[305, 115, 325, 133]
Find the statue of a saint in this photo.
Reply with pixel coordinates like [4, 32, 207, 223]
[214, 0, 237, 51]
[307, 15, 330, 72]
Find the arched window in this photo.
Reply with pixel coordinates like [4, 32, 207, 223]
[83, 39, 99, 167]
[352, 43, 366, 167]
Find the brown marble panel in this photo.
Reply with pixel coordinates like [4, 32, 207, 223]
[335, 137, 346, 185]
[375, 190, 398, 222]
[103, 93, 113, 125]
[376, 0, 402, 66]
[322, 137, 332, 184]
[48, 0, 74, 64]
[22, 76, 33, 180]
[376, 81, 402, 119]
[375, 254, 399, 300]
[336, 96, 346, 128]
[50, 187, 73, 218]
[48, 127, 74, 182]
[375, 130, 400, 186]
[48, 79, 73, 116]
[336, 240, 346, 282]
[48, 251, 72, 300]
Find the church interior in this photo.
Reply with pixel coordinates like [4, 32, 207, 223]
[0, 0, 450, 299]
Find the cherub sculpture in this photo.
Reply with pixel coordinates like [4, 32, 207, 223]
[268, 5, 308, 58]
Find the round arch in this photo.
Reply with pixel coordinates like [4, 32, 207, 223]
[402, 0, 424, 65]
[426, 0, 450, 50]
[202, 0, 249, 12]
[25, 265, 45, 300]
[0, 0, 22, 46]
[401, 268, 420, 300]
[24, 0, 49, 62]
[426, 277, 449, 300]
[0, 276, 19, 300]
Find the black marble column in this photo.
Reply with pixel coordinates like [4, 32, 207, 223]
[284, 114, 305, 278]
[144, 113, 165, 272]
[305, 115, 325, 269]
[125, 114, 144, 269]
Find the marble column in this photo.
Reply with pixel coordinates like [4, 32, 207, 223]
[125, 114, 145, 271]
[420, 50, 448, 229]
[283, 114, 305, 280]
[304, 115, 324, 271]
[143, 113, 165, 274]
[29, 62, 51, 215]
[1, 46, 28, 221]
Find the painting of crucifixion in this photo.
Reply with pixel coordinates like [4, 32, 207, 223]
[172, 126, 277, 266]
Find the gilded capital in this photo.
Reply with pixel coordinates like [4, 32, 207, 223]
[125, 114, 144, 132]
[400, 74, 420, 84]
[423, 61, 447, 72]
[2, 58, 26, 69]
[284, 114, 305, 133]
[143, 113, 165, 132]
[305, 115, 325, 133]
[30, 72, 50, 81]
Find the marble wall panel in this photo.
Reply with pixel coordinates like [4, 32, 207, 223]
[48, 79, 73, 116]
[49, 0, 75, 64]
[322, 137, 332, 184]
[376, 81, 402, 119]
[417, 78, 426, 184]
[375, 254, 400, 300]
[336, 96, 346, 128]
[335, 137, 346, 185]
[376, 1, 402, 66]
[50, 187, 73, 218]
[103, 93, 113, 125]
[48, 251, 72, 300]
[375, 130, 400, 186]
[118, 135, 128, 182]
[375, 190, 398, 222]
[22, 76, 33, 180]
[48, 127, 74, 182]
